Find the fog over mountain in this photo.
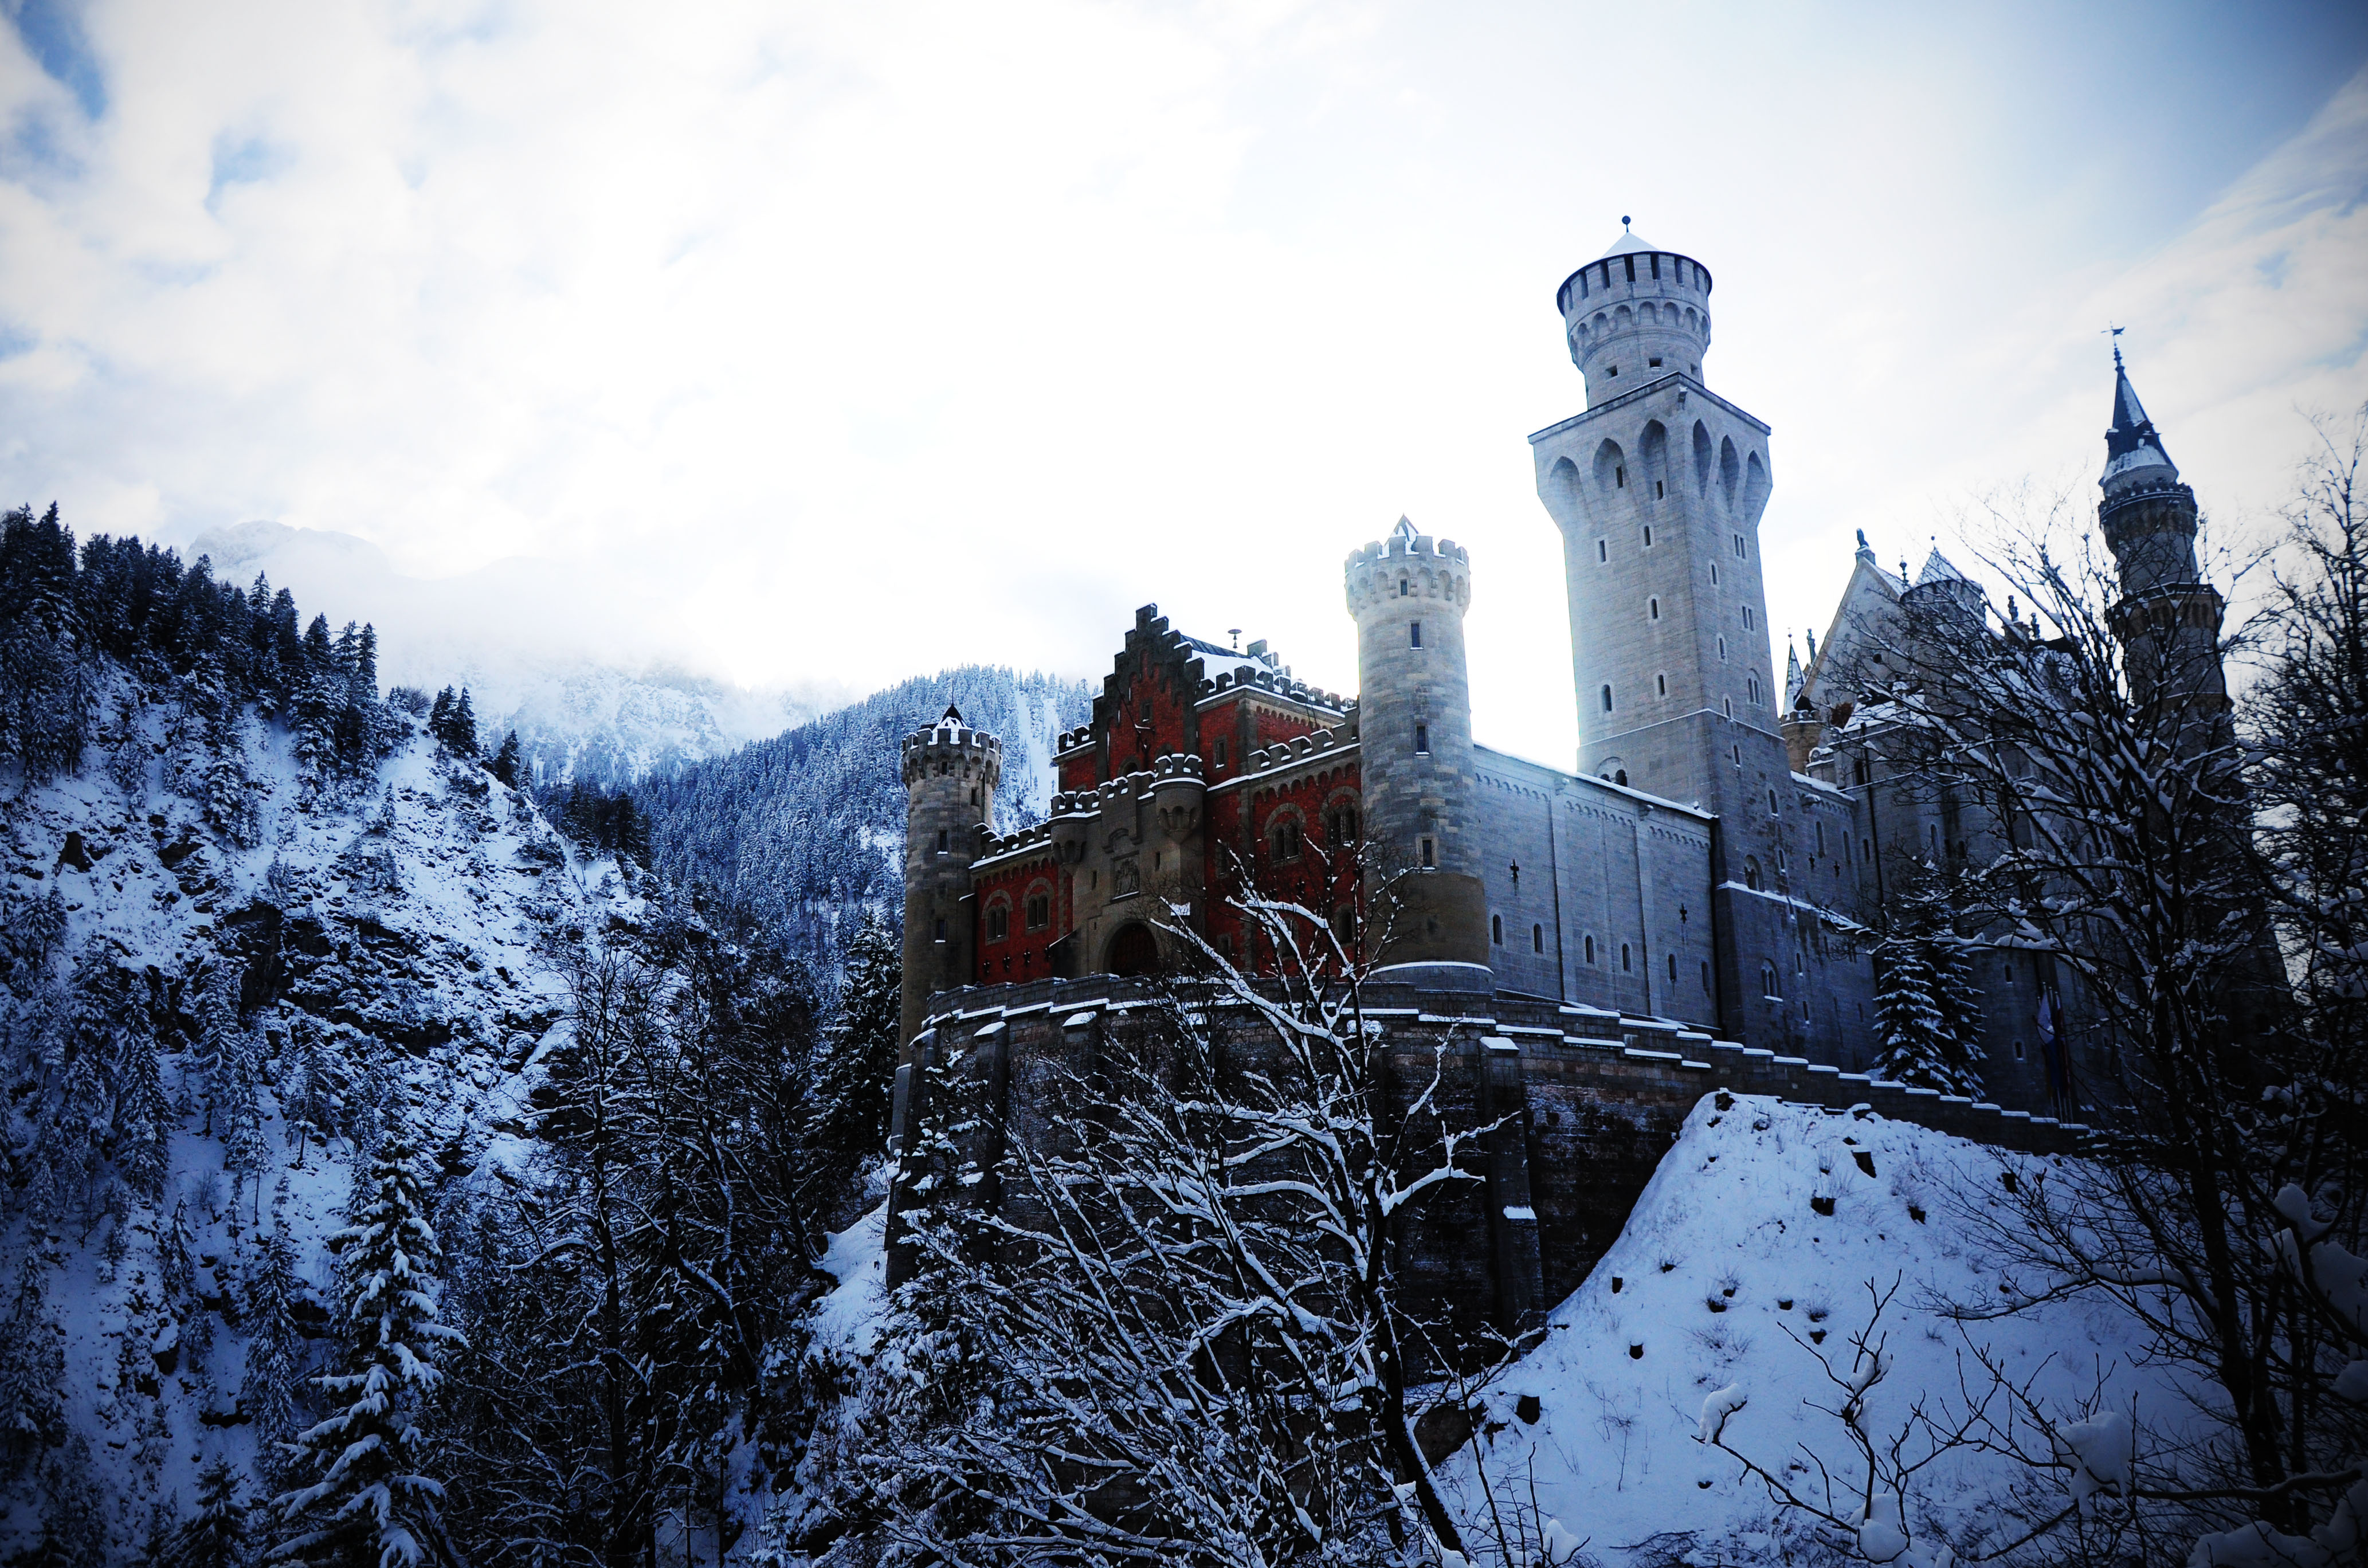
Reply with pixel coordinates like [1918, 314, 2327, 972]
[187, 520, 850, 785]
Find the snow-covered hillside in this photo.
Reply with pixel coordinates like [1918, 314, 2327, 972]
[1441, 1097, 2168, 1564]
[1, 665, 644, 1559]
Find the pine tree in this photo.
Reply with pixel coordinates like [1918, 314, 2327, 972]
[810, 912, 903, 1198]
[487, 730, 522, 789]
[269, 1130, 464, 1567]
[242, 1204, 307, 1461]
[449, 688, 478, 757]
[0, 1259, 66, 1480]
[1869, 867, 1986, 1097]
[426, 687, 454, 749]
[115, 1029, 175, 1201]
[158, 1459, 249, 1568]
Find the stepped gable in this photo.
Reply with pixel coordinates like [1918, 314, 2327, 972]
[1053, 603, 1347, 793]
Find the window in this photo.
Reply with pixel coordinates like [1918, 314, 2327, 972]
[934, 917, 947, 941]
[1214, 739, 1228, 767]
[1743, 857, 1762, 891]
[1615, 769, 1629, 786]
[1398, 579, 1410, 597]
[1597, 539, 1608, 563]
[1667, 952, 1677, 982]
[1642, 525, 1653, 546]
[1420, 836, 1436, 868]
[1492, 914, 1503, 946]
[1410, 621, 1422, 648]
[1601, 684, 1614, 712]
[1769, 789, 1779, 814]
[1656, 673, 1667, 696]
[970, 786, 980, 805]
[1733, 534, 1747, 558]
[1732, 744, 1742, 765]
[1585, 935, 1597, 964]
[1534, 924, 1544, 954]
[1719, 636, 1727, 660]
[1815, 822, 1826, 857]
[1026, 893, 1050, 930]
[1701, 959, 1713, 994]
[1724, 698, 1733, 719]
[1273, 820, 1303, 862]
[986, 904, 1009, 941]
[2013, 1038, 2026, 1061]
[1748, 676, 1761, 704]
[2002, 961, 2014, 983]
[1624, 254, 1636, 282]
[1648, 254, 1659, 279]
[1648, 597, 1660, 620]
[1609, 364, 1619, 378]
[1325, 803, 1361, 844]
[1648, 359, 1663, 372]
[1621, 943, 1633, 971]
[1414, 723, 1430, 754]
[1711, 563, 1720, 585]
[1761, 962, 1780, 998]
[1742, 606, 1754, 629]
[936, 828, 950, 853]
[1616, 465, 1626, 488]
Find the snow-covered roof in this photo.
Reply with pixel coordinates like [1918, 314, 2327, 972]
[1915, 548, 1969, 587]
[1597, 225, 1660, 258]
[2102, 352, 2180, 492]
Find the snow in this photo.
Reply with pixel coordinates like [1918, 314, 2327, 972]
[1440, 1096, 2166, 1561]
[807, 1203, 889, 1361]
[2, 677, 646, 1557]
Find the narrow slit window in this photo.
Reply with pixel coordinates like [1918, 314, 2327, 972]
[1420, 836, 1436, 869]
[1597, 539, 1608, 563]
[1648, 597, 1660, 620]
[1643, 525, 1653, 546]
[1653, 477, 1665, 497]
[1656, 673, 1667, 696]
[1533, 924, 1544, 954]
[1585, 935, 1597, 964]
[1616, 465, 1626, 488]
[1621, 943, 1633, 972]
[1414, 723, 1430, 754]
[1601, 684, 1614, 712]
[1492, 914, 1503, 945]
[1410, 621, 1422, 648]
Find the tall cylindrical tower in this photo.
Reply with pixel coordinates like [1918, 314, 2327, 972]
[1344, 517, 1488, 977]
[899, 705, 1000, 1053]
[2098, 348, 2228, 715]
[1554, 222, 1715, 410]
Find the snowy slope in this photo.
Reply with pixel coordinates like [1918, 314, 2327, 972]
[0, 669, 641, 1558]
[1440, 1097, 2174, 1563]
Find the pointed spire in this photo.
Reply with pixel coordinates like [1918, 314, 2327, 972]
[2102, 340, 2179, 494]
[940, 703, 964, 727]
[1391, 515, 1418, 543]
[1785, 640, 1804, 702]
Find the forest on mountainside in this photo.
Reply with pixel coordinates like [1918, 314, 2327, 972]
[0, 505, 905, 1566]
[630, 668, 1091, 961]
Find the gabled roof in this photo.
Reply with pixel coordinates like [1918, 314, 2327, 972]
[1915, 547, 1968, 587]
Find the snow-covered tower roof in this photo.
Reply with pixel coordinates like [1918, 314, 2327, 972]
[2100, 344, 2180, 499]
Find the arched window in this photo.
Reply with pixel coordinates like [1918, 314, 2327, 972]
[985, 901, 1009, 942]
[1743, 857, 1762, 891]
[1271, 818, 1304, 863]
[1615, 769, 1629, 786]
[1761, 962, 1781, 998]
[1668, 952, 1677, 982]
[1701, 959, 1713, 994]
[1621, 943, 1633, 972]
[1533, 924, 1544, 954]
[1601, 684, 1614, 712]
[1491, 914, 1504, 946]
[1585, 934, 1597, 964]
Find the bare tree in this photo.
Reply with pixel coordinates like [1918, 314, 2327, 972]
[864, 869, 1503, 1564]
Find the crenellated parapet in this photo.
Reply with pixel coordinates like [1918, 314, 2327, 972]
[901, 719, 1002, 791]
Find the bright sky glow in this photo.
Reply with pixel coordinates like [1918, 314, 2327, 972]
[3, 1, 2365, 765]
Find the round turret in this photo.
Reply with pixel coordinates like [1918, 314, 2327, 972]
[1343, 517, 1488, 975]
[1554, 224, 1714, 409]
[899, 706, 1002, 1053]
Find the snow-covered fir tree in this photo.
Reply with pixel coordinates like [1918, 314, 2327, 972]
[1870, 865, 1986, 1096]
[154, 1460, 249, 1568]
[268, 1127, 464, 1567]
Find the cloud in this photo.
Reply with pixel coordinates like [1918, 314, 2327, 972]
[1, 3, 2363, 767]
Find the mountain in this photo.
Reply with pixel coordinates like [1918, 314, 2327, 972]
[633, 667, 1093, 963]
[185, 520, 845, 787]
[0, 508, 872, 1562]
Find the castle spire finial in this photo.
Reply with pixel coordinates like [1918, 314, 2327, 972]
[1621, 214, 1632, 231]
[2103, 335, 2179, 493]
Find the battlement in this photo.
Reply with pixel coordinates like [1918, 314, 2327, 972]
[1240, 720, 1356, 779]
[900, 712, 1002, 789]
[1345, 520, 1474, 617]
[1198, 667, 1347, 708]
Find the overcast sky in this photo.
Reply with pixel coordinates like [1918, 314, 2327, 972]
[4, 1, 2365, 763]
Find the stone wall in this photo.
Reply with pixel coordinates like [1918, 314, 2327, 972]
[887, 972, 2091, 1348]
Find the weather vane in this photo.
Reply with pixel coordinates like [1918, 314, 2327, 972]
[2104, 322, 2126, 368]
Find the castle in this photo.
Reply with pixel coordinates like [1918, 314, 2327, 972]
[895, 224, 2230, 1122]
